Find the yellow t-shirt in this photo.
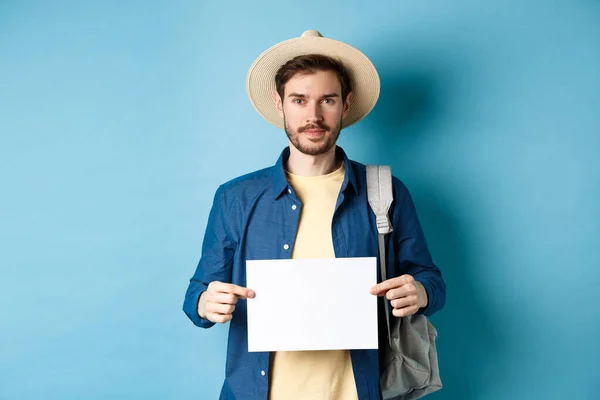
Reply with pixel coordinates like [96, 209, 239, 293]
[268, 163, 359, 400]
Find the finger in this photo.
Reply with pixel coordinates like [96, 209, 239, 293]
[391, 295, 418, 309]
[207, 312, 233, 324]
[370, 275, 413, 295]
[385, 284, 417, 301]
[392, 305, 419, 318]
[212, 282, 255, 299]
[214, 293, 239, 305]
[206, 302, 235, 315]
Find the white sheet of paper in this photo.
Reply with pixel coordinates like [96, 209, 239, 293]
[246, 257, 378, 352]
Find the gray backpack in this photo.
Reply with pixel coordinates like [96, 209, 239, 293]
[366, 165, 443, 400]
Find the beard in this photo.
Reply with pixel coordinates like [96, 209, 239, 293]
[284, 115, 343, 156]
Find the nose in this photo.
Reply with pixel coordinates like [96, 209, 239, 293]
[305, 102, 324, 123]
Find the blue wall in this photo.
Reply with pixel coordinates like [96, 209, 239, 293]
[1, 1, 598, 399]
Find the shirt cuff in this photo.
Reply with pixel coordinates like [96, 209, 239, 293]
[183, 289, 216, 329]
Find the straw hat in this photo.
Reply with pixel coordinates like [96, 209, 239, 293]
[246, 30, 380, 129]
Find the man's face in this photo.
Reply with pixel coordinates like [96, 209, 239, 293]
[275, 70, 353, 156]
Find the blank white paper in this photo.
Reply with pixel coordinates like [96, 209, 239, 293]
[246, 257, 378, 352]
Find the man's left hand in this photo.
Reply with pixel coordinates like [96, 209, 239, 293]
[370, 275, 428, 317]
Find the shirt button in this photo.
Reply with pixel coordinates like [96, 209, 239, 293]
[291, 204, 297, 211]
[288, 188, 292, 194]
[261, 370, 266, 376]
[283, 244, 290, 250]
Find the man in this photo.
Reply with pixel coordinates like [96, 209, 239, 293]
[183, 30, 446, 400]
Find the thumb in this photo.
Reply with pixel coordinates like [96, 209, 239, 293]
[369, 284, 386, 296]
[230, 284, 255, 299]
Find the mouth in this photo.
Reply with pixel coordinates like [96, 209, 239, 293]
[302, 129, 327, 137]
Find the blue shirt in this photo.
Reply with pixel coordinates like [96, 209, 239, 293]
[183, 146, 446, 400]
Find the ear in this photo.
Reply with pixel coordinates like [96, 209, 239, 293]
[273, 90, 284, 118]
[342, 92, 354, 118]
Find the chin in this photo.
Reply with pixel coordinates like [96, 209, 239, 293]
[298, 143, 334, 156]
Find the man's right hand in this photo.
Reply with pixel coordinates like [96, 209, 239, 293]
[198, 281, 255, 324]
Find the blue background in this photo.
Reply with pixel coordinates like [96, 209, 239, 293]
[1, 1, 599, 399]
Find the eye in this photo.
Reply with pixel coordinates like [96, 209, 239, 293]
[322, 98, 335, 104]
[292, 98, 304, 104]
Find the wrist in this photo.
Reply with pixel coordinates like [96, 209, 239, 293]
[415, 281, 428, 309]
[197, 291, 207, 319]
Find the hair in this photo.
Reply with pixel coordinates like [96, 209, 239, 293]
[275, 54, 352, 102]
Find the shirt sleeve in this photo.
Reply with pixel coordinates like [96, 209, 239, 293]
[182, 185, 236, 328]
[390, 178, 446, 317]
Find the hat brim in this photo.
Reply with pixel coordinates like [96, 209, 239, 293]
[246, 35, 380, 130]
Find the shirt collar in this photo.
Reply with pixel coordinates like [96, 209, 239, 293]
[271, 146, 359, 199]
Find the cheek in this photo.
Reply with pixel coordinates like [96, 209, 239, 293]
[283, 108, 304, 124]
[324, 109, 343, 123]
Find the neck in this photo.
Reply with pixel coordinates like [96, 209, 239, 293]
[285, 144, 341, 177]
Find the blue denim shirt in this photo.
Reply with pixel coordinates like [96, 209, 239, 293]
[183, 146, 446, 400]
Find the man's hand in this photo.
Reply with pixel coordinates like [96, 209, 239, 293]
[198, 281, 255, 324]
[370, 274, 428, 317]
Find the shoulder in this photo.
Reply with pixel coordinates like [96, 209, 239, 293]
[220, 166, 272, 191]
[392, 175, 410, 200]
[215, 165, 274, 205]
[348, 159, 410, 199]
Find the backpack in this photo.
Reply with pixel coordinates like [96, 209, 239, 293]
[366, 165, 443, 400]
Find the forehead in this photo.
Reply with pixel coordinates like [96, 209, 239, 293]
[284, 70, 341, 95]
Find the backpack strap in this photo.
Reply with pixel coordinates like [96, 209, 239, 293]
[366, 165, 394, 347]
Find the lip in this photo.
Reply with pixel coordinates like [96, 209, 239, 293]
[303, 129, 326, 134]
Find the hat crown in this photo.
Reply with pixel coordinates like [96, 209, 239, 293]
[301, 30, 323, 38]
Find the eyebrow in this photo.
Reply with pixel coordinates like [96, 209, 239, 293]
[287, 93, 340, 99]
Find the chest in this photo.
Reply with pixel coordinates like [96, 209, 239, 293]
[237, 192, 377, 261]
